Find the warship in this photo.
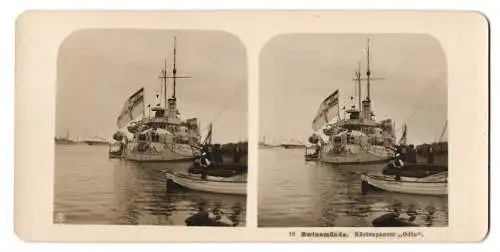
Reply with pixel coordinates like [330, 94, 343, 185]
[54, 129, 76, 145]
[113, 37, 202, 162]
[309, 38, 396, 164]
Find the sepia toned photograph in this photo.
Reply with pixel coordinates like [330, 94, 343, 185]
[15, 11, 488, 242]
[258, 34, 448, 227]
[54, 29, 248, 226]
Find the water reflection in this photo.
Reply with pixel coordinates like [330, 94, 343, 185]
[424, 206, 437, 227]
[54, 145, 246, 226]
[258, 148, 448, 227]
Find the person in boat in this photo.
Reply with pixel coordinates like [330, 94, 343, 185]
[199, 152, 211, 167]
[389, 153, 405, 180]
[196, 152, 211, 180]
[392, 153, 405, 169]
[196, 145, 213, 164]
[193, 146, 209, 167]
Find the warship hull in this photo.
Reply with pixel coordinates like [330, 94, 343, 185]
[123, 142, 199, 162]
[318, 145, 394, 164]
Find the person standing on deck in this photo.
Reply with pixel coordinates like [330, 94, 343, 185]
[203, 145, 214, 163]
[427, 147, 435, 164]
[400, 146, 408, 162]
[212, 144, 223, 164]
[233, 144, 241, 163]
[407, 145, 417, 164]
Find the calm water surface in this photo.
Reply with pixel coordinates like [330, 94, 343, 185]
[258, 148, 448, 227]
[54, 144, 246, 226]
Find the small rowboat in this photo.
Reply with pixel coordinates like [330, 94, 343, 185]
[304, 146, 319, 161]
[108, 142, 123, 159]
[361, 172, 447, 196]
[304, 153, 318, 161]
[166, 172, 247, 195]
[109, 151, 122, 159]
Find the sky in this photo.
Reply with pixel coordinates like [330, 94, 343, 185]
[56, 29, 247, 143]
[259, 34, 447, 145]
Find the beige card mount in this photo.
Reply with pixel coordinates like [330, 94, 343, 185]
[15, 11, 489, 242]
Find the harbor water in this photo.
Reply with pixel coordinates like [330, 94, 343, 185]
[54, 144, 246, 226]
[258, 148, 448, 227]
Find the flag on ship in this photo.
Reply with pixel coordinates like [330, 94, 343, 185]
[312, 89, 340, 131]
[117, 87, 145, 128]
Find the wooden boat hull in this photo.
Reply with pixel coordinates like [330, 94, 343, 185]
[361, 173, 447, 196]
[166, 173, 247, 195]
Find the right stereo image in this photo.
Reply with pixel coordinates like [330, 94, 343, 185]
[258, 33, 448, 228]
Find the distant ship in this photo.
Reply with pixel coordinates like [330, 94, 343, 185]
[113, 37, 202, 162]
[83, 136, 109, 146]
[54, 129, 76, 145]
[280, 138, 306, 149]
[258, 135, 275, 149]
[309, 38, 395, 164]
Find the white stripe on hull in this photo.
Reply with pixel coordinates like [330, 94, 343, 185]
[319, 145, 393, 164]
[361, 174, 447, 196]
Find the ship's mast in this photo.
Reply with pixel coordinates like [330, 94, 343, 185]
[164, 58, 167, 107]
[172, 37, 178, 99]
[356, 61, 362, 110]
[165, 37, 191, 101]
[158, 58, 168, 109]
[366, 37, 371, 101]
[161, 36, 192, 122]
[358, 37, 383, 121]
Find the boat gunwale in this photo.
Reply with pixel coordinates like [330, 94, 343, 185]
[173, 172, 247, 184]
[363, 174, 448, 184]
[126, 152, 195, 158]
[319, 158, 392, 165]
[125, 157, 196, 162]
